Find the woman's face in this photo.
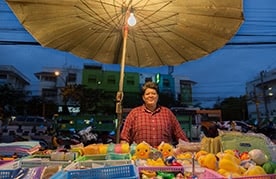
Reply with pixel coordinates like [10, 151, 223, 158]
[142, 88, 159, 106]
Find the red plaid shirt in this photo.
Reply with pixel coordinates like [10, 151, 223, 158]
[120, 105, 189, 147]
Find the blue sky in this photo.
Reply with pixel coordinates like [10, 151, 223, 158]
[1, 0, 276, 108]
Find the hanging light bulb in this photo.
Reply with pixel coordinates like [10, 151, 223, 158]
[127, 12, 136, 26]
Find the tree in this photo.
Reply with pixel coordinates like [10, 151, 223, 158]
[0, 84, 28, 118]
[215, 96, 248, 121]
[59, 85, 116, 115]
[59, 84, 85, 114]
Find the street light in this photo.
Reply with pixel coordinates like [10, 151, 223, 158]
[54, 71, 68, 86]
[54, 70, 68, 113]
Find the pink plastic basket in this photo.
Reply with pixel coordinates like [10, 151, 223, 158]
[231, 174, 276, 179]
[189, 168, 276, 179]
[138, 166, 184, 173]
[191, 168, 225, 179]
[138, 166, 184, 178]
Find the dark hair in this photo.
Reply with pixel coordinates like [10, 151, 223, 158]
[141, 81, 159, 95]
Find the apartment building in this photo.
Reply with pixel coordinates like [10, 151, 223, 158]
[246, 69, 276, 124]
[0, 65, 30, 89]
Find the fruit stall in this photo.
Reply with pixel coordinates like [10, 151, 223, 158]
[0, 131, 275, 179]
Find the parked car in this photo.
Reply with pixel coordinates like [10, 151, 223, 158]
[3, 115, 51, 135]
[218, 120, 256, 133]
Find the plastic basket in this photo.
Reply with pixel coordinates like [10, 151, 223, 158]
[54, 164, 138, 179]
[187, 168, 276, 179]
[75, 154, 106, 161]
[138, 166, 184, 173]
[64, 160, 133, 170]
[105, 153, 131, 160]
[0, 160, 21, 179]
[0, 168, 21, 179]
[268, 145, 276, 162]
[231, 174, 276, 179]
[20, 158, 71, 168]
[194, 168, 224, 179]
[138, 166, 184, 178]
[0, 161, 12, 167]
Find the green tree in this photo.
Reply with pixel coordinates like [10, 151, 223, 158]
[0, 84, 28, 115]
[215, 96, 248, 121]
[59, 85, 116, 115]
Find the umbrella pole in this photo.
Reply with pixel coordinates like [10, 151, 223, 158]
[115, 25, 128, 143]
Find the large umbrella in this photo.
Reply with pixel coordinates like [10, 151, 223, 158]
[6, 0, 243, 143]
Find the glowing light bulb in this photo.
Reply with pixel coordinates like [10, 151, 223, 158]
[127, 13, 136, 26]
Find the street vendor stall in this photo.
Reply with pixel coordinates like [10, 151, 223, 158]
[0, 131, 275, 179]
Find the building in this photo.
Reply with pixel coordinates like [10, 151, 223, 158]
[174, 75, 197, 107]
[0, 65, 30, 89]
[82, 63, 140, 93]
[0, 64, 197, 115]
[34, 67, 82, 115]
[246, 69, 276, 124]
[82, 63, 141, 109]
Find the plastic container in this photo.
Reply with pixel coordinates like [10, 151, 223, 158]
[0, 168, 21, 179]
[64, 160, 133, 170]
[20, 158, 71, 168]
[192, 168, 224, 179]
[0, 160, 21, 179]
[138, 166, 184, 173]
[51, 164, 138, 179]
[232, 174, 276, 179]
[75, 154, 106, 161]
[138, 166, 185, 178]
[186, 168, 276, 179]
[105, 153, 131, 160]
[268, 144, 276, 162]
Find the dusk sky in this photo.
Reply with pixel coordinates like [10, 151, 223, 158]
[1, 0, 276, 107]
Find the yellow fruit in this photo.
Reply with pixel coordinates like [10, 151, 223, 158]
[217, 168, 229, 176]
[227, 172, 242, 178]
[98, 144, 108, 154]
[199, 153, 217, 170]
[221, 153, 241, 165]
[121, 143, 130, 153]
[224, 149, 235, 155]
[218, 158, 241, 174]
[177, 152, 192, 159]
[195, 150, 208, 160]
[216, 152, 224, 160]
[197, 155, 205, 166]
[244, 165, 267, 176]
[140, 170, 156, 178]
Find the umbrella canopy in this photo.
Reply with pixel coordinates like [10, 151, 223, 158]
[6, 0, 243, 143]
[6, 0, 243, 67]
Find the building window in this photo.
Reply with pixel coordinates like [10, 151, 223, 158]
[43, 76, 56, 82]
[42, 88, 57, 97]
[0, 74, 7, 79]
[107, 76, 116, 84]
[67, 73, 76, 82]
[126, 79, 134, 85]
[126, 76, 135, 85]
[145, 77, 152, 83]
[163, 79, 170, 87]
[88, 75, 97, 84]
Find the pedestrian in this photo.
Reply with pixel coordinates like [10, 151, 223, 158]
[120, 81, 189, 147]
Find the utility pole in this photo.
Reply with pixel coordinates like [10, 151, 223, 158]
[260, 71, 270, 121]
[253, 86, 261, 126]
